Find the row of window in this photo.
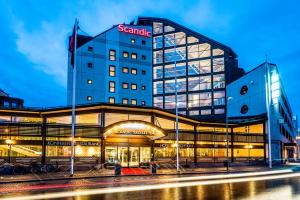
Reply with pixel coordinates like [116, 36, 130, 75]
[153, 74, 225, 95]
[108, 97, 146, 106]
[160, 108, 225, 116]
[109, 65, 146, 76]
[109, 81, 146, 92]
[109, 50, 147, 61]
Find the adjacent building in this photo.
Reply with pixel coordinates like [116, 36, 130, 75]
[227, 62, 298, 162]
[0, 89, 23, 109]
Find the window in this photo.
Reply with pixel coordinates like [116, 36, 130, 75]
[109, 65, 116, 77]
[201, 109, 211, 115]
[142, 40, 146, 45]
[123, 51, 129, 58]
[164, 63, 186, 78]
[109, 49, 116, 61]
[154, 96, 163, 108]
[109, 97, 115, 104]
[131, 68, 137, 75]
[213, 91, 225, 106]
[131, 39, 136, 44]
[87, 79, 92, 84]
[189, 110, 199, 116]
[142, 85, 146, 90]
[153, 36, 163, 49]
[215, 108, 225, 114]
[131, 83, 137, 90]
[213, 74, 225, 89]
[141, 101, 146, 106]
[153, 81, 163, 95]
[165, 94, 186, 109]
[88, 46, 93, 52]
[131, 99, 137, 105]
[213, 49, 224, 56]
[122, 67, 129, 73]
[122, 82, 129, 89]
[153, 22, 163, 34]
[109, 81, 115, 93]
[165, 47, 186, 62]
[142, 55, 146, 60]
[240, 85, 248, 95]
[87, 96, 92, 101]
[131, 53, 137, 59]
[188, 43, 210, 59]
[213, 58, 224, 72]
[142, 70, 146, 75]
[188, 60, 211, 75]
[241, 105, 249, 114]
[153, 50, 163, 64]
[122, 98, 128, 104]
[153, 66, 163, 79]
[87, 63, 93, 68]
[187, 36, 199, 44]
[165, 78, 186, 93]
[164, 25, 175, 32]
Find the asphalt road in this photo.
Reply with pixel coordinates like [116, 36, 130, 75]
[0, 171, 300, 200]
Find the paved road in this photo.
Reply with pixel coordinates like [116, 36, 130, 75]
[0, 170, 300, 199]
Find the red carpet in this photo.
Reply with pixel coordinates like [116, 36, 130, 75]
[121, 168, 151, 175]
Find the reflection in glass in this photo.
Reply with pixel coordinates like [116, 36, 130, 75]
[153, 50, 163, 64]
[213, 57, 224, 72]
[164, 62, 186, 78]
[213, 74, 225, 89]
[165, 78, 186, 93]
[154, 65, 163, 79]
[153, 22, 163, 34]
[165, 47, 186, 62]
[153, 81, 163, 95]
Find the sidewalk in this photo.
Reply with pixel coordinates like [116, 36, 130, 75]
[0, 165, 295, 184]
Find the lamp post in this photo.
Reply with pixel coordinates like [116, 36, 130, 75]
[226, 96, 233, 172]
[173, 34, 180, 174]
[6, 139, 13, 163]
[265, 59, 272, 168]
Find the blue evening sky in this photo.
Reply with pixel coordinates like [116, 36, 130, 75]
[0, 0, 299, 116]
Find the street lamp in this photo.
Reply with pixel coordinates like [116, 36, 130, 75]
[5, 139, 14, 163]
[226, 96, 233, 172]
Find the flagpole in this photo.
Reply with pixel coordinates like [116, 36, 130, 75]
[70, 18, 78, 177]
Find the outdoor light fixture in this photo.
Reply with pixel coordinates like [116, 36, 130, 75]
[5, 139, 14, 145]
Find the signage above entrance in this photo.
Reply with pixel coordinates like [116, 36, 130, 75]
[104, 121, 165, 140]
[118, 24, 151, 38]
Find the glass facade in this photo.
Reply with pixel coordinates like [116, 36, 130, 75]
[149, 20, 232, 118]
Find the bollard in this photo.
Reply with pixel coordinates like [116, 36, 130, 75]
[114, 163, 122, 176]
[151, 162, 157, 174]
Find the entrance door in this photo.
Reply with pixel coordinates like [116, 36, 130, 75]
[118, 147, 128, 167]
[129, 147, 139, 167]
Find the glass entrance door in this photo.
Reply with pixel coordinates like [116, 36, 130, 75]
[118, 147, 128, 167]
[129, 147, 139, 167]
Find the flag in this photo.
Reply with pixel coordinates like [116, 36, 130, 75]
[69, 25, 76, 67]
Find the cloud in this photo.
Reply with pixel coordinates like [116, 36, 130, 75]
[14, 20, 68, 87]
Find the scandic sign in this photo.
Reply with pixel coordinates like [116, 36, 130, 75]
[118, 24, 151, 38]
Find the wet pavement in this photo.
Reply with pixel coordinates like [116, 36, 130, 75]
[0, 170, 300, 199]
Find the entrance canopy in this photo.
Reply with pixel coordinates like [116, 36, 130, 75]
[103, 120, 165, 140]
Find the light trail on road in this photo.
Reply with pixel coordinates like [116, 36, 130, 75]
[0, 169, 298, 200]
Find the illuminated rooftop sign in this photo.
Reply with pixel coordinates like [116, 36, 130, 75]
[118, 24, 151, 38]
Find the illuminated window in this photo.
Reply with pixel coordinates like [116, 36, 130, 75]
[109, 81, 115, 93]
[142, 85, 146, 90]
[153, 81, 163, 95]
[109, 49, 116, 61]
[164, 63, 186, 78]
[109, 97, 115, 104]
[131, 83, 137, 90]
[131, 53, 137, 59]
[122, 98, 128, 104]
[188, 43, 210, 59]
[88, 46, 93, 52]
[165, 94, 186, 109]
[131, 39, 135, 44]
[87, 79, 92, 84]
[201, 109, 211, 115]
[213, 91, 225, 106]
[153, 50, 163, 64]
[215, 108, 225, 114]
[188, 93, 200, 108]
[109, 65, 116, 77]
[122, 82, 128, 89]
[123, 52, 129, 58]
[153, 36, 163, 49]
[87, 96, 92, 101]
[122, 67, 129, 73]
[189, 110, 199, 116]
[164, 32, 186, 47]
[131, 99, 137, 105]
[154, 96, 163, 108]
[200, 92, 212, 107]
[187, 36, 199, 44]
[213, 74, 225, 89]
[213, 58, 224, 72]
[87, 62, 93, 68]
[153, 66, 163, 79]
[131, 68, 137, 75]
[153, 22, 163, 34]
[165, 47, 186, 62]
[164, 25, 175, 32]
[213, 48, 224, 56]
[165, 78, 186, 93]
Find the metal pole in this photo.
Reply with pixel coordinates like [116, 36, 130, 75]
[265, 56, 272, 168]
[226, 106, 229, 172]
[70, 19, 78, 176]
[174, 34, 179, 173]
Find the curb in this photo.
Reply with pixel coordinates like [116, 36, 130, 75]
[0, 168, 274, 185]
